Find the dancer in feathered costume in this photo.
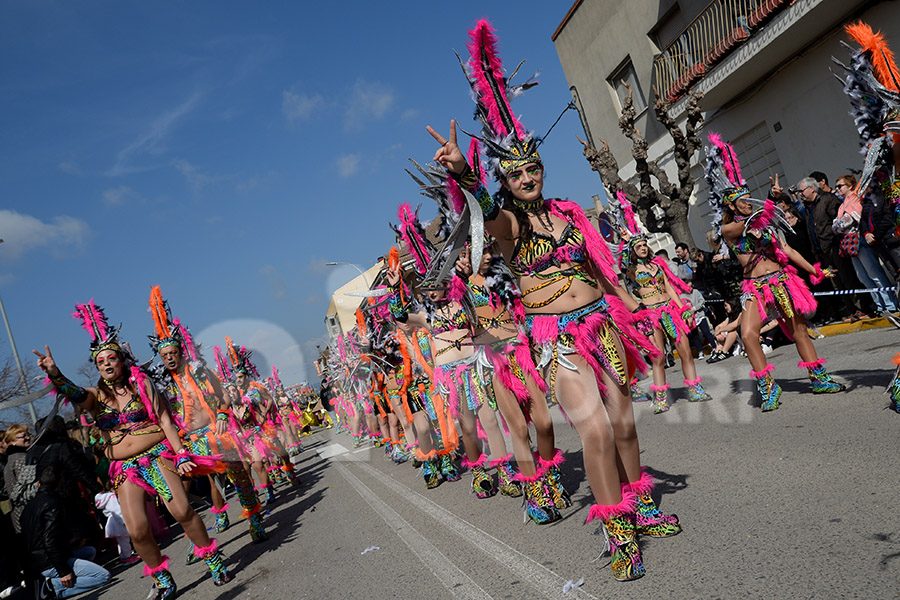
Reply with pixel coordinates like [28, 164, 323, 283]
[612, 191, 713, 412]
[386, 257, 466, 489]
[834, 22, 900, 413]
[271, 367, 303, 455]
[392, 162, 533, 501]
[704, 132, 845, 410]
[427, 20, 674, 581]
[224, 337, 298, 505]
[411, 150, 570, 521]
[146, 286, 268, 552]
[833, 22, 900, 213]
[34, 300, 232, 598]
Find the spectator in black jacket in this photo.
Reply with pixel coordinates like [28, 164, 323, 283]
[27, 416, 102, 547]
[21, 466, 109, 599]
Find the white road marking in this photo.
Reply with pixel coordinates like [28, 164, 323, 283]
[316, 443, 348, 459]
[350, 457, 600, 600]
[332, 460, 493, 600]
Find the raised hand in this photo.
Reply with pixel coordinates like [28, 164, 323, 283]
[33, 345, 59, 377]
[386, 262, 401, 286]
[769, 174, 783, 198]
[454, 246, 472, 277]
[426, 120, 467, 175]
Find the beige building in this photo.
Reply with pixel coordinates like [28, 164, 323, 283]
[553, 0, 899, 248]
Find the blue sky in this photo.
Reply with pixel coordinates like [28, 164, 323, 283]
[0, 1, 606, 400]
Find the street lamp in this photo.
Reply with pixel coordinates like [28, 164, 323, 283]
[0, 239, 38, 424]
[325, 261, 370, 287]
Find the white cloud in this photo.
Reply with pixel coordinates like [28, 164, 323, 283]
[400, 108, 420, 121]
[336, 154, 360, 178]
[107, 91, 203, 176]
[0, 210, 90, 260]
[58, 160, 81, 175]
[282, 89, 324, 124]
[344, 78, 394, 131]
[172, 159, 222, 192]
[102, 185, 138, 206]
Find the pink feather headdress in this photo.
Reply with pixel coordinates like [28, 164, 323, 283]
[72, 299, 124, 360]
[464, 19, 541, 178]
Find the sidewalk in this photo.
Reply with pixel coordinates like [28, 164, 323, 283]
[809, 314, 898, 338]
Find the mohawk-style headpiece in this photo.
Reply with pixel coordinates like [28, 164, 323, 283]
[461, 19, 541, 179]
[147, 286, 182, 353]
[833, 22, 900, 198]
[73, 299, 128, 362]
[225, 336, 258, 379]
[608, 190, 649, 270]
[704, 132, 792, 237]
[214, 345, 231, 382]
[272, 366, 284, 393]
[704, 132, 751, 235]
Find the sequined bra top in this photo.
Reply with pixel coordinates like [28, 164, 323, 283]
[633, 267, 667, 300]
[730, 225, 780, 275]
[509, 219, 597, 309]
[95, 395, 150, 431]
[431, 306, 469, 335]
[509, 222, 585, 277]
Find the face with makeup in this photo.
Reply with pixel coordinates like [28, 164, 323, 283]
[502, 162, 544, 202]
[160, 345, 184, 373]
[96, 349, 124, 381]
[633, 240, 650, 259]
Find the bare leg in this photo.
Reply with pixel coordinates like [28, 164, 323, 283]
[411, 412, 434, 454]
[117, 480, 161, 566]
[740, 299, 766, 372]
[477, 402, 508, 459]
[157, 466, 212, 548]
[650, 329, 668, 387]
[387, 412, 400, 442]
[792, 313, 820, 362]
[554, 354, 622, 505]
[675, 334, 698, 381]
[455, 403, 483, 462]
[491, 377, 535, 476]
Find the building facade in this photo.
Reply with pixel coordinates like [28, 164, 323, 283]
[554, 0, 898, 248]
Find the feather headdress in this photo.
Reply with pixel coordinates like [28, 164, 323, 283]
[225, 336, 258, 379]
[608, 190, 649, 270]
[214, 345, 231, 382]
[461, 19, 541, 179]
[147, 286, 182, 354]
[833, 22, 900, 197]
[73, 299, 127, 361]
[704, 132, 792, 237]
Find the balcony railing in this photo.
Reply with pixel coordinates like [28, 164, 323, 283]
[652, 0, 795, 105]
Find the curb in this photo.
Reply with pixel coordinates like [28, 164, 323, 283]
[812, 316, 896, 338]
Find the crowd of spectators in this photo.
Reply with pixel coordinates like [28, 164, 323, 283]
[0, 417, 127, 599]
[663, 169, 900, 366]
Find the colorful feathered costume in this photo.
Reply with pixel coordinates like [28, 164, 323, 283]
[704, 133, 843, 409]
[146, 286, 267, 543]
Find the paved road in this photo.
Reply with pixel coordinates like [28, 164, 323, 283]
[79, 327, 899, 600]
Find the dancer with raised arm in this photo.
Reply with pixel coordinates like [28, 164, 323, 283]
[704, 133, 844, 411]
[35, 300, 231, 599]
[426, 20, 678, 581]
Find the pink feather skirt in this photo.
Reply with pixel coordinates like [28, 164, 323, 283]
[525, 295, 657, 400]
[741, 266, 816, 340]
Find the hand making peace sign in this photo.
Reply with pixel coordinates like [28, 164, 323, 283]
[426, 120, 468, 175]
[33, 345, 60, 378]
